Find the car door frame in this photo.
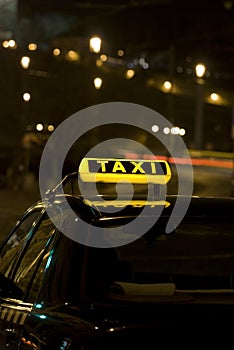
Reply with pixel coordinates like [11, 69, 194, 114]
[0, 202, 50, 349]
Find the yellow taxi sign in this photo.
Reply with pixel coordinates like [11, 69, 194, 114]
[79, 158, 171, 185]
[84, 199, 171, 208]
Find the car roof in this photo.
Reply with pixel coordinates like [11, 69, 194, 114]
[38, 156, 234, 231]
[38, 192, 234, 229]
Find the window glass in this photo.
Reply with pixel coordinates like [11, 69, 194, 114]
[0, 205, 63, 302]
[37, 234, 85, 306]
[0, 211, 42, 277]
[84, 219, 234, 302]
[111, 220, 234, 289]
[13, 216, 55, 302]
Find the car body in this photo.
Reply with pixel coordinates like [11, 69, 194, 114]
[0, 159, 234, 349]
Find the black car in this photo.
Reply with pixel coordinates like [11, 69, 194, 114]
[0, 158, 234, 349]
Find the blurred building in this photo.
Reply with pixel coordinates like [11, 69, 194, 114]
[0, 0, 233, 181]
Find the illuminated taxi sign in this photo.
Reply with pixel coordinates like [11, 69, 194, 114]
[79, 158, 171, 184]
[85, 199, 171, 208]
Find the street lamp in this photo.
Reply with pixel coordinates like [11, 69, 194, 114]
[20, 56, 30, 69]
[195, 64, 206, 78]
[22, 92, 31, 102]
[94, 77, 103, 89]
[89, 36, 102, 53]
[194, 63, 206, 149]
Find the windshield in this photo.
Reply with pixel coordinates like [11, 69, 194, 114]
[85, 218, 234, 303]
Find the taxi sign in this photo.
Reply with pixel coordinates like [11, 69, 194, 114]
[79, 158, 171, 185]
[84, 199, 171, 208]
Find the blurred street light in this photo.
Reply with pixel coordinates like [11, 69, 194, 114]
[22, 92, 31, 102]
[210, 93, 219, 102]
[125, 69, 135, 79]
[162, 126, 186, 136]
[28, 43, 37, 51]
[65, 50, 80, 62]
[48, 124, 55, 132]
[20, 56, 30, 69]
[36, 123, 44, 132]
[94, 77, 103, 89]
[53, 48, 61, 56]
[163, 80, 172, 92]
[89, 36, 102, 53]
[195, 64, 206, 78]
[151, 125, 159, 133]
[194, 63, 206, 149]
[2, 39, 17, 49]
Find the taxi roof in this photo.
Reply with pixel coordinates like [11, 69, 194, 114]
[42, 157, 234, 232]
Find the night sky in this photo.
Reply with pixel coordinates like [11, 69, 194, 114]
[0, 0, 233, 173]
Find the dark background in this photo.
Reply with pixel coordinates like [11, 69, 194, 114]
[0, 0, 233, 192]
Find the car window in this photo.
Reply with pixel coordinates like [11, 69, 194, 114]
[82, 218, 234, 302]
[0, 210, 43, 278]
[13, 216, 56, 302]
[111, 220, 234, 292]
[0, 205, 62, 302]
[36, 233, 85, 306]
